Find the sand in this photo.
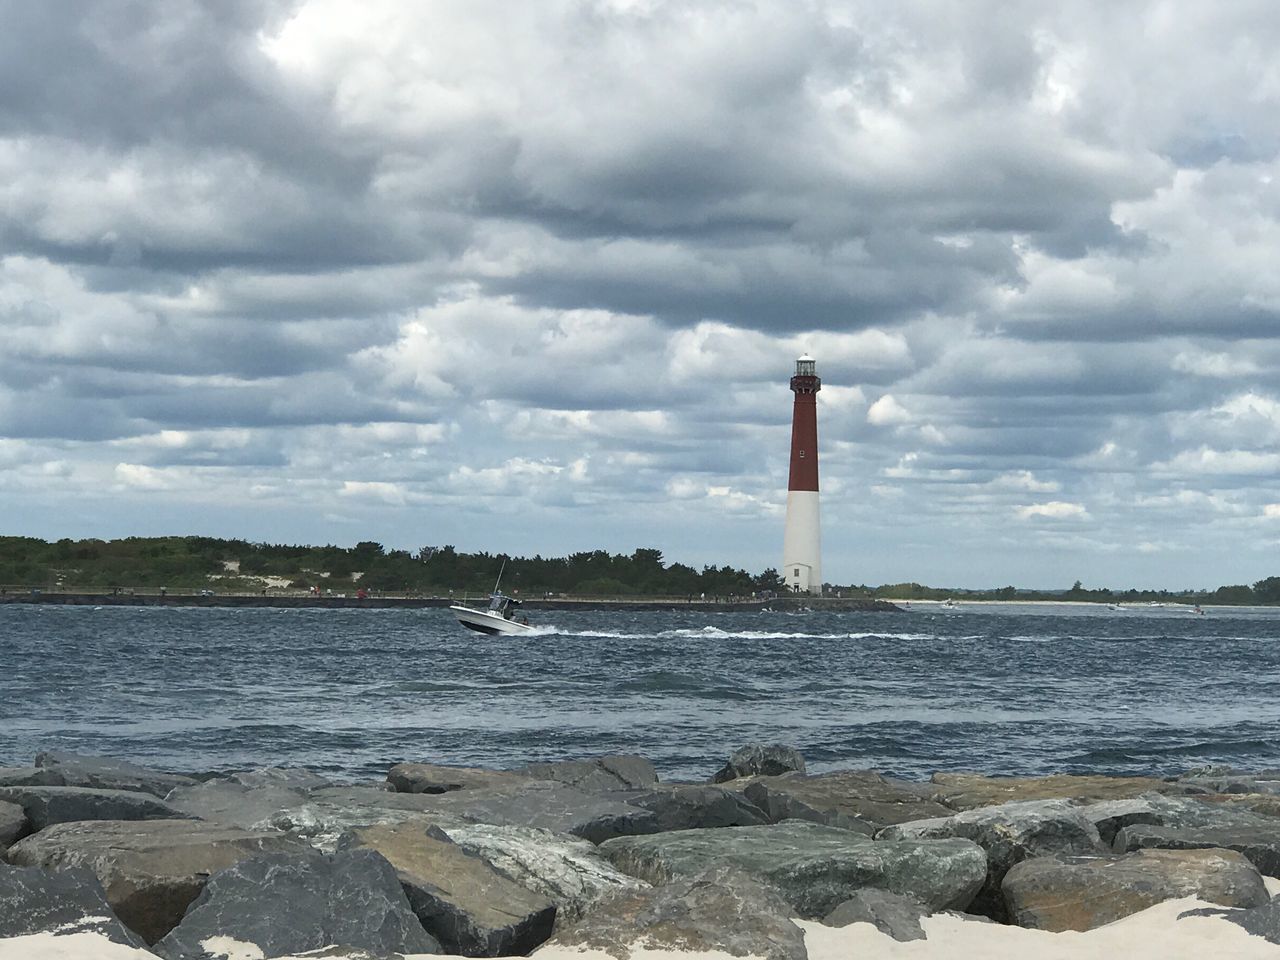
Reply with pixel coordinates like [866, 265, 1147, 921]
[5, 897, 1280, 960]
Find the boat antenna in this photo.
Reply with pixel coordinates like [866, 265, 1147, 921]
[493, 558, 506, 595]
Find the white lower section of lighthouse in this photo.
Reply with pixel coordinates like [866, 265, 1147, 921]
[782, 490, 822, 594]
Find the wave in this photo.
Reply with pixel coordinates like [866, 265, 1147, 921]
[554, 626, 942, 641]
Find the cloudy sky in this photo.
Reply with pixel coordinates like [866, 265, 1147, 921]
[3, 0, 1279, 590]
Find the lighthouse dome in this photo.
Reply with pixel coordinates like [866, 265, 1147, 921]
[794, 354, 816, 376]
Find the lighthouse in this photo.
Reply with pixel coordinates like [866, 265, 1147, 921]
[783, 354, 822, 594]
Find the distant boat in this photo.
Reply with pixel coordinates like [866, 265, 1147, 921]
[942, 598, 958, 609]
[1107, 603, 1123, 611]
[449, 562, 535, 635]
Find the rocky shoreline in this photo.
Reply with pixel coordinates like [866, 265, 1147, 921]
[4, 747, 1280, 958]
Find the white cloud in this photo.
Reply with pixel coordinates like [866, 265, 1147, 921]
[1015, 501, 1089, 520]
[867, 395, 912, 426]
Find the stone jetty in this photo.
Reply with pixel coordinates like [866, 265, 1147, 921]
[4, 747, 1280, 958]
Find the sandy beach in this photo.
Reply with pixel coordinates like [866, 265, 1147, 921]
[5, 894, 1280, 960]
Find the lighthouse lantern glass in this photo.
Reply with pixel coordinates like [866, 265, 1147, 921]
[796, 357, 815, 377]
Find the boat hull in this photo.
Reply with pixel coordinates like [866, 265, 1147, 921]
[449, 604, 536, 635]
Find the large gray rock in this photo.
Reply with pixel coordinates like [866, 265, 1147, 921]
[599, 820, 987, 917]
[342, 821, 556, 956]
[1003, 848, 1269, 932]
[879, 798, 1108, 920]
[729, 770, 951, 827]
[1115, 822, 1280, 875]
[389, 763, 530, 794]
[4, 818, 311, 943]
[264, 786, 471, 850]
[1178, 772, 1280, 796]
[153, 848, 440, 960]
[0, 863, 145, 947]
[608, 784, 771, 832]
[0, 767, 63, 788]
[33, 751, 197, 798]
[1082, 792, 1271, 846]
[522, 755, 659, 792]
[0, 800, 25, 849]
[928, 772, 1176, 811]
[396, 780, 661, 843]
[822, 888, 930, 942]
[225, 766, 333, 792]
[440, 823, 648, 928]
[544, 866, 806, 960]
[0, 785, 186, 831]
[166, 780, 310, 830]
[711, 744, 806, 783]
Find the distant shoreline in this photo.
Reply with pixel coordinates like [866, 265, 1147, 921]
[0, 591, 901, 613]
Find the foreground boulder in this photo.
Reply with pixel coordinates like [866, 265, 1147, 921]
[153, 848, 440, 960]
[0, 767, 64, 789]
[1003, 848, 1269, 931]
[1114, 822, 1280, 875]
[599, 820, 987, 916]
[0, 863, 145, 948]
[342, 821, 556, 956]
[33, 751, 196, 798]
[521, 755, 658, 792]
[389, 763, 529, 795]
[440, 823, 648, 927]
[928, 772, 1175, 811]
[731, 770, 950, 827]
[223, 766, 333, 792]
[261, 786, 471, 850]
[4, 818, 311, 943]
[822, 888, 930, 942]
[544, 866, 806, 960]
[1081, 792, 1274, 846]
[0, 800, 24, 849]
[879, 798, 1107, 919]
[0, 785, 185, 831]
[711, 744, 806, 783]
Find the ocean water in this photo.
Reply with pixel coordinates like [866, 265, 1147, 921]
[2, 602, 1278, 784]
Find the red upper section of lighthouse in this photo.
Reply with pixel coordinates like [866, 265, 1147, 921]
[788, 356, 820, 492]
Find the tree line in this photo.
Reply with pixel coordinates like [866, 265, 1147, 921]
[1, 535, 1277, 603]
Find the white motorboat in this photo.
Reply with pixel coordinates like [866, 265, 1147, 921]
[449, 562, 536, 635]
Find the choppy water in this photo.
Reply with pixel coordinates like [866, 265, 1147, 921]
[2, 602, 1278, 783]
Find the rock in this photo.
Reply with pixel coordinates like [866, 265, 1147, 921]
[33, 751, 197, 799]
[929, 772, 1175, 811]
[153, 847, 440, 960]
[544, 865, 806, 960]
[711, 744, 806, 783]
[264, 786, 471, 850]
[1180, 895, 1280, 944]
[389, 763, 529, 794]
[1002, 848, 1269, 932]
[522, 755, 659, 792]
[399, 780, 661, 844]
[1082, 792, 1270, 846]
[0, 786, 186, 831]
[1114, 822, 1280, 875]
[4, 818, 311, 943]
[822, 888, 930, 942]
[878, 798, 1108, 920]
[166, 780, 309, 830]
[0, 767, 64, 788]
[730, 770, 950, 827]
[341, 821, 556, 956]
[439, 822, 648, 927]
[225, 766, 333, 792]
[1178, 773, 1280, 796]
[0, 800, 25, 849]
[599, 819, 987, 917]
[608, 784, 771, 831]
[1204, 794, 1280, 819]
[0, 863, 146, 947]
